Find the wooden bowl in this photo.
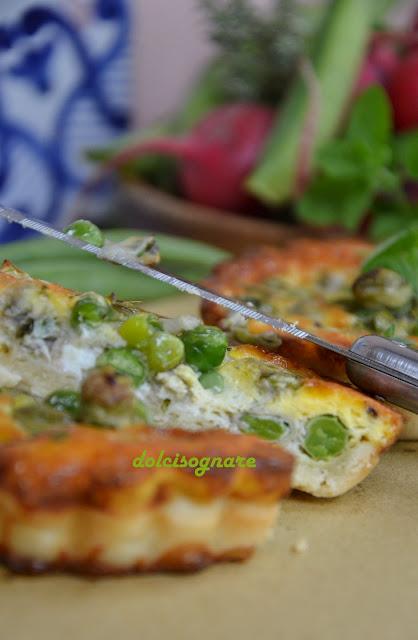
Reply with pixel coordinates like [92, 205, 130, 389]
[112, 181, 308, 253]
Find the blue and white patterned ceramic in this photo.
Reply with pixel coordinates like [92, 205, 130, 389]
[0, 0, 132, 242]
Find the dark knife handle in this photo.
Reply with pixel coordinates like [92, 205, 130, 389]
[346, 336, 418, 414]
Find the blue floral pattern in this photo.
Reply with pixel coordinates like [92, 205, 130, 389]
[0, 0, 131, 242]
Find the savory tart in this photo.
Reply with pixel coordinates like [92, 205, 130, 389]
[0, 262, 402, 498]
[201, 237, 418, 438]
[0, 393, 293, 574]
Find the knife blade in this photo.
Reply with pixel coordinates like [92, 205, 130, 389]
[0, 204, 417, 413]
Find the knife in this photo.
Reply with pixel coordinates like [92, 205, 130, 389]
[0, 204, 417, 414]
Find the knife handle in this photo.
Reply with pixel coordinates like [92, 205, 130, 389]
[346, 336, 418, 414]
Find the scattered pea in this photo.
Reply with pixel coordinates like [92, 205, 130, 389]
[47, 390, 81, 419]
[303, 415, 348, 460]
[146, 332, 185, 372]
[64, 219, 104, 248]
[119, 313, 162, 348]
[181, 325, 228, 372]
[71, 294, 111, 327]
[97, 347, 146, 386]
[241, 414, 286, 440]
[199, 370, 224, 393]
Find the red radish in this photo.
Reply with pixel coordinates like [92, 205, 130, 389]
[355, 35, 399, 95]
[356, 59, 381, 94]
[105, 104, 275, 211]
[387, 51, 418, 131]
[412, 6, 418, 32]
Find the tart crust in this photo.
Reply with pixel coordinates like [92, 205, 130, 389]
[0, 417, 293, 574]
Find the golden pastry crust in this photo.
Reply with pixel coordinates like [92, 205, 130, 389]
[0, 260, 77, 304]
[0, 419, 293, 574]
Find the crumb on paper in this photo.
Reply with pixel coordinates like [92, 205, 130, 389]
[291, 538, 309, 554]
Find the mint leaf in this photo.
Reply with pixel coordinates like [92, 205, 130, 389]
[317, 139, 389, 180]
[370, 211, 412, 241]
[296, 87, 396, 232]
[297, 175, 374, 229]
[374, 167, 401, 193]
[363, 226, 418, 293]
[347, 85, 392, 146]
[369, 196, 418, 240]
[394, 129, 418, 179]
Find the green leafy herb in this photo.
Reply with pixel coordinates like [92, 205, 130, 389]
[201, 0, 306, 104]
[394, 129, 418, 180]
[297, 175, 374, 230]
[368, 199, 418, 241]
[346, 84, 392, 146]
[362, 226, 418, 294]
[297, 86, 397, 231]
[316, 139, 387, 180]
[280, 78, 418, 237]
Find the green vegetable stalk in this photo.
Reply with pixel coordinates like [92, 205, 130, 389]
[246, 0, 376, 206]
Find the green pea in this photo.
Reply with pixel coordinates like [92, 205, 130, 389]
[241, 414, 286, 440]
[64, 219, 104, 248]
[97, 348, 146, 386]
[146, 332, 185, 372]
[181, 325, 228, 373]
[199, 370, 225, 393]
[71, 294, 111, 327]
[46, 390, 81, 419]
[303, 415, 348, 460]
[118, 313, 162, 348]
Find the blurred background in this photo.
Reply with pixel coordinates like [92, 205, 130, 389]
[1, 0, 418, 299]
[0, 0, 133, 240]
[137, 0, 414, 125]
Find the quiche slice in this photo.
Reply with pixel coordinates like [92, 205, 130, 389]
[0, 393, 293, 574]
[0, 262, 402, 498]
[201, 238, 418, 439]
